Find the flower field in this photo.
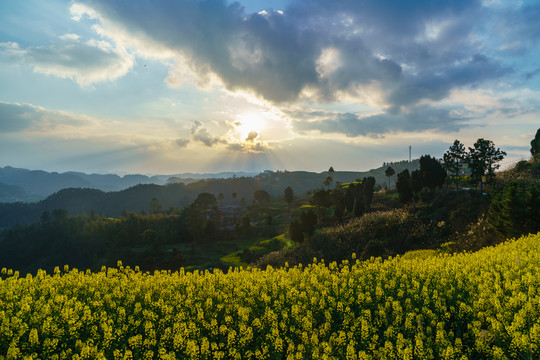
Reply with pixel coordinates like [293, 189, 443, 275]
[1, 233, 539, 359]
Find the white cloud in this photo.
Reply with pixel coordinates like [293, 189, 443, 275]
[2, 36, 134, 86]
[0, 101, 95, 134]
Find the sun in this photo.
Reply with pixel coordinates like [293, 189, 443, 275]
[235, 112, 266, 141]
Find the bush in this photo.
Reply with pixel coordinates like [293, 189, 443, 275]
[309, 209, 431, 262]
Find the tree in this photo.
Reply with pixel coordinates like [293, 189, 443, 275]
[301, 210, 317, 240]
[328, 166, 335, 173]
[385, 166, 395, 189]
[410, 169, 423, 194]
[468, 138, 506, 192]
[311, 189, 333, 215]
[419, 155, 446, 190]
[361, 176, 376, 209]
[192, 192, 217, 211]
[284, 186, 294, 210]
[289, 220, 304, 243]
[488, 181, 540, 237]
[253, 189, 270, 206]
[396, 170, 413, 204]
[443, 140, 467, 190]
[150, 197, 162, 213]
[531, 128, 540, 159]
[323, 176, 333, 189]
[218, 193, 224, 205]
[240, 214, 251, 236]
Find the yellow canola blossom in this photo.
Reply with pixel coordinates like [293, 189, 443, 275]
[0, 233, 539, 359]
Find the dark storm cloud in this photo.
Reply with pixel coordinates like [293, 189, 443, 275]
[78, 0, 521, 106]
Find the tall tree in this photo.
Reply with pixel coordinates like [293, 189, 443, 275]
[284, 186, 294, 210]
[443, 140, 467, 190]
[531, 128, 540, 159]
[468, 138, 506, 192]
[385, 166, 395, 189]
[396, 169, 413, 204]
[419, 155, 446, 190]
[301, 210, 318, 240]
[410, 169, 423, 194]
[361, 176, 376, 209]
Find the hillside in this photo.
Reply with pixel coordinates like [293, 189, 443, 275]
[1, 232, 538, 359]
[0, 182, 40, 203]
[0, 162, 418, 200]
[0, 161, 419, 228]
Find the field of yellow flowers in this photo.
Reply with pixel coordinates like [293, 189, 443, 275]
[1, 233, 539, 359]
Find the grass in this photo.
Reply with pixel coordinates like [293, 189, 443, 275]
[219, 233, 291, 268]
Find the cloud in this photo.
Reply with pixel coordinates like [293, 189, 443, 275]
[245, 131, 258, 142]
[0, 35, 133, 86]
[227, 140, 269, 153]
[289, 106, 471, 137]
[175, 138, 190, 148]
[0, 101, 93, 133]
[71, 0, 528, 109]
[191, 121, 225, 147]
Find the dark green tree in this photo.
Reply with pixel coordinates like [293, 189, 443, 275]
[311, 189, 333, 211]
[301, 210, 318, 240]
[253, 189, 271, 207]
[289, 220, 304, 243]
[385, 166, 395, 189]
[531, 128, 540, 159]
[468, 138, 506, 192]
[443, 140, 467, 189]
[419, 155, 446, 190]
[193, 192, 217, 211]
[396, 170, 413, 204]
[410, 169, 423, 194]
[284, 186, 294, 210]
[488, 181, 540, 237]
[239, 214, 251, 236]
[361, 176, 376, 209]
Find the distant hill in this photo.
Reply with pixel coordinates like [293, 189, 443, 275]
[0, 160, 419, 229]
[0, 166, 259, 199]
[0, 182, 41, 203]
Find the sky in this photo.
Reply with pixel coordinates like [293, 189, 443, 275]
[1, 0, 539, 175]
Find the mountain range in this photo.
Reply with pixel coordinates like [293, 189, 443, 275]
[0, 160, 419, 229]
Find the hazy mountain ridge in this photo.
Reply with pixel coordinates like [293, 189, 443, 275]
[0, 166, 259, 198]
[0, 161, 419, 228]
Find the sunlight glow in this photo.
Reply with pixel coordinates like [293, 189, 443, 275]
[235, 112, 266, 141]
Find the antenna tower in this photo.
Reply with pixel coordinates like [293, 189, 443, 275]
[409, 146, 412, 162]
